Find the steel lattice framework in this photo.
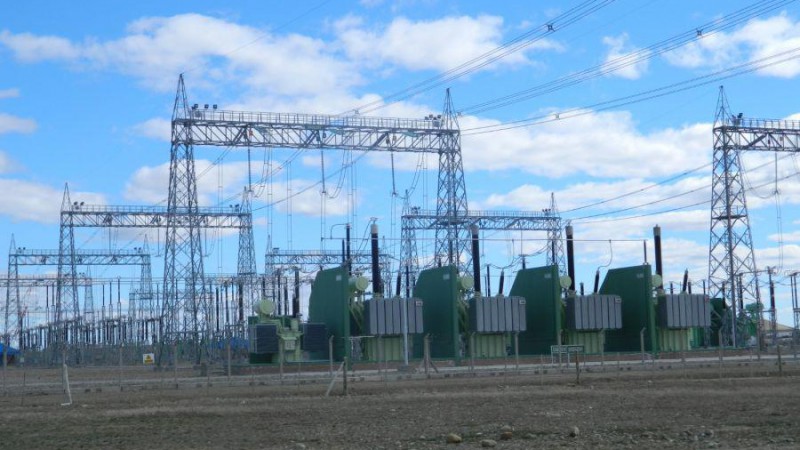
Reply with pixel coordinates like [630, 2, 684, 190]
[56, 183, 253, 364]
[708, 88, 800, 345]
[236, 189, 258, 313]
[7, 241, 153, 351]
[400, 207, 564, 293]
[174, 84, 469, 269]
[265, 249, 387, 268]
[264, 249, 392, 297]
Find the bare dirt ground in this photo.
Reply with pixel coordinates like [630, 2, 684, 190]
[1, 358, 799, 449]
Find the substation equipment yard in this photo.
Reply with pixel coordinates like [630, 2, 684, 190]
[1, 78, 800, 449]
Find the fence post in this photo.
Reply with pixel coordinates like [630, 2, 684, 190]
[718, 329, 723, 379]
[279, 338, 284, 382]
[173, 342, 178, 389]
[118, 344, 123, 391]
[328, 335, 334, 377]
[343, 356, 349, 396]
[226, 331, 232, 384]
[640, 328, 646, 366]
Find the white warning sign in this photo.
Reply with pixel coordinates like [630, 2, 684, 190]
[142, 353, 155, 365]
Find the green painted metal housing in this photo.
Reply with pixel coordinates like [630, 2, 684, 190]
[365, 336, 405, 361]
[413, 265, 462, 360]
[658, 328, 691, 352]
[247, 315, 304, 364]
[470, 334, 506, 358]
[509, 265, 562, 355]
[307, 266, 352, 361]
[600, 265, 658, 352]
[566, 330, 605, 354]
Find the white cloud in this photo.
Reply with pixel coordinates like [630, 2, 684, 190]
[124, 159, 250, 205]
[0, 179, 105, 223]
[664, 13, 800, 78]
[481, 175, 710, 217]
[124, 159, 351, 217]
[601, 33, 650, 80]
[0, 14, 359, 94]
[756, 244, 800, 272]
[461, 110, 711, 178]
[131, 117, 171, 141]
[771, 231, 800, 243]
[0, 88, 19, 99]
[264, 178, 352, 217]
[0, 31, 80, 62]
[0, 150, 18, 173]
[335, 14, 561, 73]
[0, 112, 36, 134]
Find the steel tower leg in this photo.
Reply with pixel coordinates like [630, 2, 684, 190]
[161, 75, 209, 365]
[708, 88, 759, 347]
[546, 193, 566, 274]
[56, 185, 80, 364]
[4, 236, 21, 355]
[434, 89, 469, 270]
[237, 188, 258, 338]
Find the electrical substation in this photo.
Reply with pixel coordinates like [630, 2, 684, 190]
[1, 78, 797, 375]
[1, 3, 799, 395]
[6, 2, 800, 448]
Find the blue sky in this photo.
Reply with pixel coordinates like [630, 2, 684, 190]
[2, 0, 800, 324]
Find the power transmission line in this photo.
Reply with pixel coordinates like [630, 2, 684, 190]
[460, 0, 796, 115]
[342, 0, 617, 116]
[462, 45, 800, 135]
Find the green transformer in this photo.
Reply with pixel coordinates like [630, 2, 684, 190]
[307, 266, 368, 361]
[412, 266, 465, 361]
[509, 265, 562, 355]
[600, 265, 658, 353]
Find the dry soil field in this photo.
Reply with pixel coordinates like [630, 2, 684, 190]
[0, 357, 799, 449]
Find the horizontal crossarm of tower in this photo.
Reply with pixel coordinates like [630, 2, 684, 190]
[173, 109, 458, 153]
[0, 275, 97, 287]
[715, 117, 800, 152]
[10, 248, 151, 266]
[61, 204, 249, 228]
[265, 249, 390, 268]
[0, 275, 59, 287]
[401, 208, 561, 231]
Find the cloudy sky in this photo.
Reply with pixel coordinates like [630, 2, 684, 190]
[2, 0, 800, 323]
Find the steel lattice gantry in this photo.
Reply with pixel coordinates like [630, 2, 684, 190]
[56, 183, 253, 363]
[174, 79, 469, 269]
[264, 249, 394, 304]
[8, 243, 153, 350]
[708, 88, 800, 346]
[265, 249, 390, 273]
[400, 208, 564, 293]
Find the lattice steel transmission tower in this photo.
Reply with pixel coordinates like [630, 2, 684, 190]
[164, 74, 208, 359]
[436, 89, 470, 266]
[135, 236, 155, 321]
[545, 193, 566, 271]
[56, 186, 80, 358]
[708, 87, 800, 345]
[3, 235, 22, 359]
[237, 188, 258, 308]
